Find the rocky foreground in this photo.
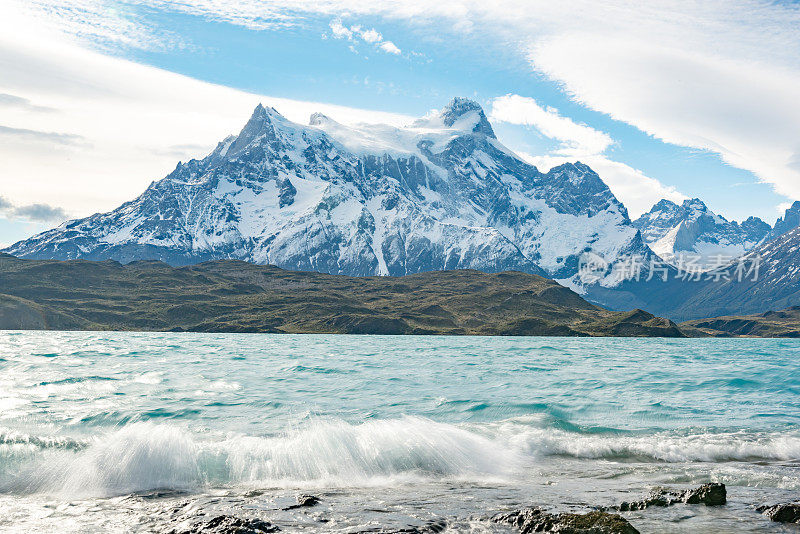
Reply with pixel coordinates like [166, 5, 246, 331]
[153, 484, 800, 533]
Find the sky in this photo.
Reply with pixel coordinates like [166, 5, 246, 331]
[1, 0, 799, 246]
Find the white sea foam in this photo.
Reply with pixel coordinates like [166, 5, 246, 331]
[487, 419, 800, 463]
[131, 372, 163, 385]
[3, 417, 800, 498]
[1, 417, 521, 497]
[2, 424, 198, 496]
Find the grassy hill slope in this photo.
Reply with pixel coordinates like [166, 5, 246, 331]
[0, 254, 684, 337]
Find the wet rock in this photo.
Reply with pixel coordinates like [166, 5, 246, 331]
[411, 518, 447, 533]
[680, 483, 726, 505]
[174, 515, 280, 533]
[282, 494, 321, 510]
[368, 518, 448, 533]
[617, 483, 726, 511]
[492, 508, 639, 534]
[757, 503, 800, 524]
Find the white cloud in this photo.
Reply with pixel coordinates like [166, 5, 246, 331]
[328, 18, 401, 55]
[490, 94, 612, 156]
[528, 30, 800, 203]
[21, 0, 187, 51]
[378, 41, 401, 55]
[329, 18, 353, 40]
[360, 28, 382, 43]
[0, 4, 412, 217]
[490, 94, 685, 217]
[60, 0, 795, 208]
[777, 202, 793, 216]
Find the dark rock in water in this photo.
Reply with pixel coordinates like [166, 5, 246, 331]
[617, 483, 726, 511]
[130, 488, 189, 500]
[492, 508, 639, 534]
[282, 494, 321, 510]
[757, 503, 800, 524]
[174, 515, 280, 533]
[385, 518, 448, 533]
[296, 494, 321, 507]
[680, 483, 726, 505]
[358, 518, 448, 533]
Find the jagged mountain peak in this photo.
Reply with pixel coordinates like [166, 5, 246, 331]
[4, 97, 649, 296]
[550, 161, 594, 176]
[683, 197, 709, 212]
[415, 97, 496, 139]
[769, 200, 800, 240]
[634, 196, 771, 269]
[223, 103, 291, 155]
[243, 102, 285, 127]
[648, 198, 680, 213]
[440, 97, 480, 119]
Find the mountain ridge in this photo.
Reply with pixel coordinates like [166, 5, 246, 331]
[3, 98, 650, 296]
[669, 226, 800, 319]
[632, 198, 770, 270]
[5, 97, 800, 320]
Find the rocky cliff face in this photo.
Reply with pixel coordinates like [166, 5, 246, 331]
[768, 201, 800, 241]
[4, 98, 652, 295]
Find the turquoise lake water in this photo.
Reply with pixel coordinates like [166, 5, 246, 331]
[1, 332, 799, 532]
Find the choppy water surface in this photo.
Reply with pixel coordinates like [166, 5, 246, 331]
[1, 332, 799, 532]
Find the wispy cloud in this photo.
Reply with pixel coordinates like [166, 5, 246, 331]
[0, 195, 69, 222]
[30, 0, 794, 206]
[21, 0, 188, 51]
[490, 94, 612, 156]
[491, 94, 685, 216]
[328, 18, 401, 55]
[0, 124, 85, 145]
[0, 93, 56, 113]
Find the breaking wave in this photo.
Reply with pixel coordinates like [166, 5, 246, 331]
[488, 419, 800, 463]
[2, 417, 799, 497]
[0, 417, 521, 497]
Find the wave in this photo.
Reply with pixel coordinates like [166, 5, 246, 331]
[0, 429, 86, 451]
[487, 419, 800, 463]
[2, 417, 800, 498]
[0, 417, 522, 497]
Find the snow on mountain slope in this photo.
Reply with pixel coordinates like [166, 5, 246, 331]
[671, 226, 800, 320]
[632, 198, 770, 270]
[767, 201, 800, 241]
[4, 98, 652, 293]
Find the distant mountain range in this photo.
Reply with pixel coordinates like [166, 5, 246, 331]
[632, 198, 771, 270]
[4, 98, 800, 320]
[669, 226, 800, 320]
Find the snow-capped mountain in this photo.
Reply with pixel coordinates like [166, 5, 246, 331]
[4, 98, 653, 295]
[632, 198, 770, 270]
[671, 226, 800, 320]
[768, 201, 800, 241]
